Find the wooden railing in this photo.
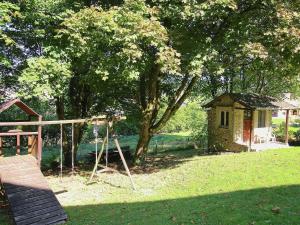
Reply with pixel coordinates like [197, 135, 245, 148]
[0, 132, 39, 156]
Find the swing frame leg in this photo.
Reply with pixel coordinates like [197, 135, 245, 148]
[60, 123, 63, 182]
[89, 137, 107, 182]
[89, 121, 136, 190]
[114, 138, 136, 190]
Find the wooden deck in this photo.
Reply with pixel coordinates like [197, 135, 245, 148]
[0, 155, 67, 225]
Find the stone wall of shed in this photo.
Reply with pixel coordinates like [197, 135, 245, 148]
[207, 107, 248, 152]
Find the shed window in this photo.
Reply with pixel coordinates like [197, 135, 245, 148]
[220, 111, 229, 128]
[244, 110, 251, 119]
[258, 111, 266, 128]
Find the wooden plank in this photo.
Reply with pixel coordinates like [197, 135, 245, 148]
[37, 116, 42, 165]
[3, 177, 46, 184]
[2, 168, 43, 176]
[16, 134, 21, 155]
[5, 186, 49, 197]
[2, 172, 44, 180]
[0, 137, 2, 156]
[28, 135, 37, 155]
[14, 203, 63, 220]
[2, 171, 46, 180]
[0, 117, 108, 126]
[0, 132, 38, 137]
[8, 189, 53, 203]
[16, 209, 67, 225]
[0, 155, 68, 225]
[0, 155, 37, 165]
[0, 115, 125, 127]
[11, 195, 56, 211]
[4, 181, 49, 194]
[13, 196, 58, 213]
[11, 194, 55, 210]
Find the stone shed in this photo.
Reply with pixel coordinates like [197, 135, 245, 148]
[203, 93, 296, 152]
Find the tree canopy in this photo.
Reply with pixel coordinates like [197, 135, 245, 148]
[1, 0, 299, 163]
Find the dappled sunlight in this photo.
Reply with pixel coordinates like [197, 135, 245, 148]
[62, 185, 300, 225]
[48, 148, 300, 207]
[2, 148, 300, 224]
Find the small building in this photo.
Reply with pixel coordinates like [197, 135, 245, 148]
[203, 93, 296, 152]
[272, 93, 300, 119]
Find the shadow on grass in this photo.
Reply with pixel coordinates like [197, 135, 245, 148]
[42, 148, 204, 178]
[1, 185, 300, 225]
[131, 148, 203, 174]
[61, 185, 300, 225]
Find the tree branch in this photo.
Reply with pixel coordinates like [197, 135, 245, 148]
[139, 73, 147, 110]
[152, 75, 199, 132]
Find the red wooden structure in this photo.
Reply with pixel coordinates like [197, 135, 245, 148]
[0, 99, 68, 225]
[0, 99, 42, 165]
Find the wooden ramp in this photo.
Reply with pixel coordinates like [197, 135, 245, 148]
[0, 155, 67, 225]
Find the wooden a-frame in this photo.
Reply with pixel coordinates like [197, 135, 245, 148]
[89, 120, 136, 190]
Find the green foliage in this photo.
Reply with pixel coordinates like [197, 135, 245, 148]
[156, 0, 300, 97]
[294, 129, 300, 141]
[273, 122, 295, 140]
[18, 57, 71, 100]
[0, 2, 20, 67]
[1, 0, 299, 161]
[160, 101, 206, 135]
[56, 0, 181, 84]
[0, 1, 20, 96]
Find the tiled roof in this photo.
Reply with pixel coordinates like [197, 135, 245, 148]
[203, 93, 298, 110]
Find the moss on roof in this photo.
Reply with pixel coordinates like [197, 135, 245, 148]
[203, 93, 297, 109]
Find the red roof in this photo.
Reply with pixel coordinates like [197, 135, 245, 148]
[0, 99, 40, 117]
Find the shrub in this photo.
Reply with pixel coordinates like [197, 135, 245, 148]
[294, 130, 300, 141]
[273, 123, 295, 140]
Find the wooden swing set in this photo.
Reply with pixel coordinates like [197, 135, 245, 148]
[0, 99, 135, 190]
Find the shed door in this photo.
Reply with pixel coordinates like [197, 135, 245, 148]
[243, 110, 252, 143]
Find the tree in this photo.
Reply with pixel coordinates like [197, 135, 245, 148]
[133, 0, 298, 160]
[17, 0, 300, 165]
[18, 0, 184, 164]
[13, 0, 106, 165]
[0, 2, 20, 100]
[56, 0, 212, 163]
[163, 0, 300, 98]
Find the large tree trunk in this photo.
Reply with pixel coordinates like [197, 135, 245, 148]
[134, 114, 152, 162]
[133, 64, 200, 162]
[133, 63, 160, 163]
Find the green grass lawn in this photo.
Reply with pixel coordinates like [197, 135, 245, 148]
[272, 118, 285, 126]
[1, 147, 300, 225]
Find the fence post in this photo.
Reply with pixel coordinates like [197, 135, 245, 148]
[16, 134, 20, 155]
[0, 137, 2, 156]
